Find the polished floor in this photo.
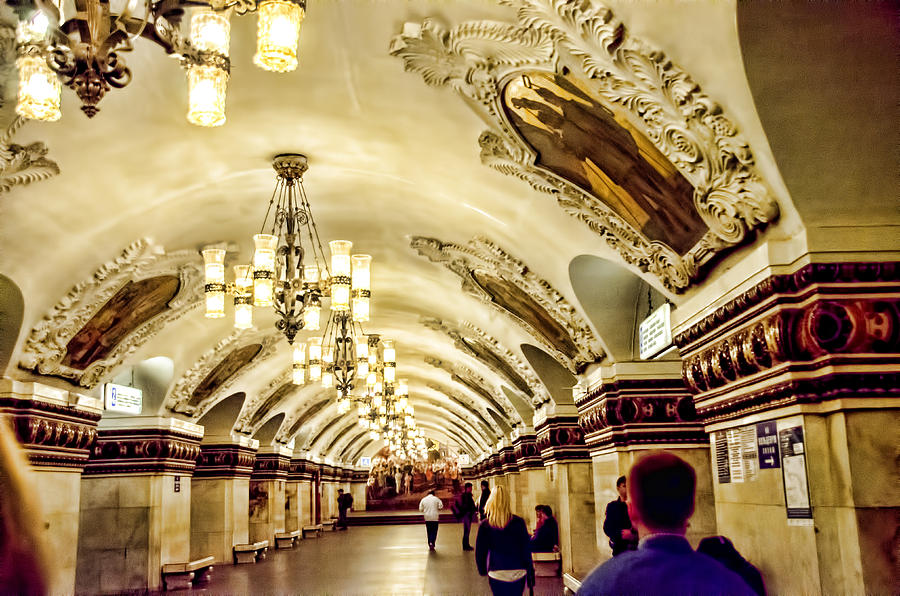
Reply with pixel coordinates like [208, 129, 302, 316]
[184, 523, 564, 595]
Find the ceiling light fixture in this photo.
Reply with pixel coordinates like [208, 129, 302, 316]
[202, 153, 371, 355]
[10, 0, 306, 124]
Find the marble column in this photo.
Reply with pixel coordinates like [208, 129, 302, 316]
[350, 469, 367, 511]
[249, 444, 291, 543]
[75, 416, 202, 594]
[576, 361, 712, 558]
[288, 457, 315, 530]
[512, 430, 545, 529]
[0, 379, 101, 595]
[536, 405, 598, 579]
[190, 434, 258, 562]
[675, 261, 900, 595]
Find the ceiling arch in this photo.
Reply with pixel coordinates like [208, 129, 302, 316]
[519, 344, 576, 405]
[0, 275, 23, 374]
[253, 412, 285, 446]
[196, 392, 247, 436]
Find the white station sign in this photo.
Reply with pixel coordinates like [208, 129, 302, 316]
[639, 303, 673, 360]
[458, 453, 471, 466]
[359, 456, 372, 468]
[103, 383, 142, 414]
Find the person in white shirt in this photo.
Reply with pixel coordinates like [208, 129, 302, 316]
[418, 489, 444, 550]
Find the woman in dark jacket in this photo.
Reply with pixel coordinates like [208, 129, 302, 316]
[475, 486, 535, 596]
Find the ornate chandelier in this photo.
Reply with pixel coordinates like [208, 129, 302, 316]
[10, 0, 306, 124]
[201, 153, 372, 353]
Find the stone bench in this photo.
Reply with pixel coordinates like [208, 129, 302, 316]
[302, 524, 322, 538]
[322, 519, 337, 531]
[563, 572, 582, 595]
[533, 551, 562, 577]
[233, 540, 269, 564]
[275, 530, 301, 549]
[161, 555, 214, 590]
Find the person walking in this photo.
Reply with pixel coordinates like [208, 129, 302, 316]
[478, 480, 491, 518]
[457, 482, 478, 551]
[419, 489, 443, 550]
[336, 489, 353, 530]
[475, 486, 535, 596]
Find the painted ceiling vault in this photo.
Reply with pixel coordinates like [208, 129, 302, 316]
[1, 1, 893, 464]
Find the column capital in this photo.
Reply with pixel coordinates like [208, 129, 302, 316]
[251, 445, 292, 481]
[511, 433, 542, 469]
[85, 416, 203, 476]
[675, 261, 900, 425]
[194, 437, 259, 479]
[0, 378, 101, 471]
[535, 415, 589, 464]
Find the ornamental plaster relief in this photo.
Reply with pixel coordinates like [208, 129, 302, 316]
[421, 316, 551, 405]
[411, 235, 603, 372]
[18, 239, 203, 388]
[0, 116, 60, 194]
[423, 355, 522, 425]
[424, 382, 510, 438]
[233, 369, 295, 435]
[391, 0, 779, 291]
[166, 330, 280, 418]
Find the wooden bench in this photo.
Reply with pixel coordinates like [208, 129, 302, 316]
[161, 555, 214, 590]
[533, 551, 562, 577]
[302, 524, 322, 538]
[275, 530, 300, 549]
[233, 540, 268, 564]
[563, 572, 582, 595]
[321, 519, 337, 531]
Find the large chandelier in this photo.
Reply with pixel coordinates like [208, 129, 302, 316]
[10, 0, 306, 124]
[201, 153, 373, 351]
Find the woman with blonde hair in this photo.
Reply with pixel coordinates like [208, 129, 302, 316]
[475, 485, 534, 596]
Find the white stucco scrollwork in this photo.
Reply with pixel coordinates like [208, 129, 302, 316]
[391, 1, 779, 291]
[18, 239, 203, 387]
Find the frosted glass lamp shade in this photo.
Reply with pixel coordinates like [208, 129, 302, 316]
[233, 265, 253, 329]
[253, 0, 304, 73]
[16, 56, 61, 122]
[252, 234, 277, 307]
[202, 248, 226, 318]
[351, 254, 371, 322]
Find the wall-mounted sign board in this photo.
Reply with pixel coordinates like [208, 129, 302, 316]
[103, 383, 142, 414]
[359, 457, 372, 468]
[639, 303, 673, 360]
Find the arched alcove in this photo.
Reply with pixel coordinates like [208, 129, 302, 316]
[0, 275, 24, 375]
[520, 344, 576, 404]
[197, 392, 247, 436]
[253, 413, 286, 445]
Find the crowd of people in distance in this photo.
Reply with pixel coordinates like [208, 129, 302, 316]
[419, 452, 766, 596]
[367, 454, 461, 500]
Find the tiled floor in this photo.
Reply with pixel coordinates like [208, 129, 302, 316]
[183, 523, 564, 595]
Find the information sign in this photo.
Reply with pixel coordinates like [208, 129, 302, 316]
[714, 431, 730, 483]
[103, 383, 142, 414]
[756, 422, 780, 468]
[359, 456, 372, 467]
[778, 424, 813, 524]
[639, 303, 673, 360]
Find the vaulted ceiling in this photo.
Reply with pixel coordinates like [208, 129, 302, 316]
[1, 1, 895, 464]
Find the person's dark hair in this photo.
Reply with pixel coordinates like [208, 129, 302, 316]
[464, 482, 473, 490]
[541, 505, 553, 517]
[616, 475, 626, 487]
[338, 488, 344, 493]
[697, 536, 742, 566]
[481, 480, 489, 488]
[429, 489, 436, 495]
[629, 451, 695, 530]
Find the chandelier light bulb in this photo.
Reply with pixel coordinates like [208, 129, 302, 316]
[351, 254, 371, 322]
[191, 9, 230, 56]
[292, 343, 306, 385]
[233, 265, 253, 328]
[201, 248, 226, 318]
[356, 339, 369, 378]
[252, 233, 277, 307]
[253, 0, 304, 73]
[398, 378, 409, 397]
[329, 240, 352, 311]
[308, 337, 322, 381]
[15, 56, 61, 122]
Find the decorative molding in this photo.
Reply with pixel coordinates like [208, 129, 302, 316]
[676, 262, 900, 424]
[512, 433, 543, 469]
[194, 443, 258, 478]
[0, 395, 101, 469]
[288, 457, 317, 481]
[425, 382, 508, 439]
[18, 239, 204, 388]
[499, 444, 519, 473]
[251, 452, 290, 481]
[577, 377, 706, 452]
[83, 427, 202, 476]
[421, 316, 551, 404]
[234, 369, 294, 435]
[391, 2, 779, 291]
[0, 116, 61, 194]
[535, 415, 589, 463]
[166, 331, 280, 417]
[412, 236, 603, 372]
[424, 355, 522, 424]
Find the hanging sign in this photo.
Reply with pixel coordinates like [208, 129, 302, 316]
[756, 422, 780, 469]
[639, 303, 673, 360]
[359, 457, 372, 468]
[458, 453, 471, 466]
[778, 424, 813, 524]
[103, 383, 142, 414]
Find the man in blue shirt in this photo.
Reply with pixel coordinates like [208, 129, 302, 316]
[579, 452, 756, 596]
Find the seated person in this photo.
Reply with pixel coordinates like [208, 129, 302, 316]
[530, 504, 559, 553]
